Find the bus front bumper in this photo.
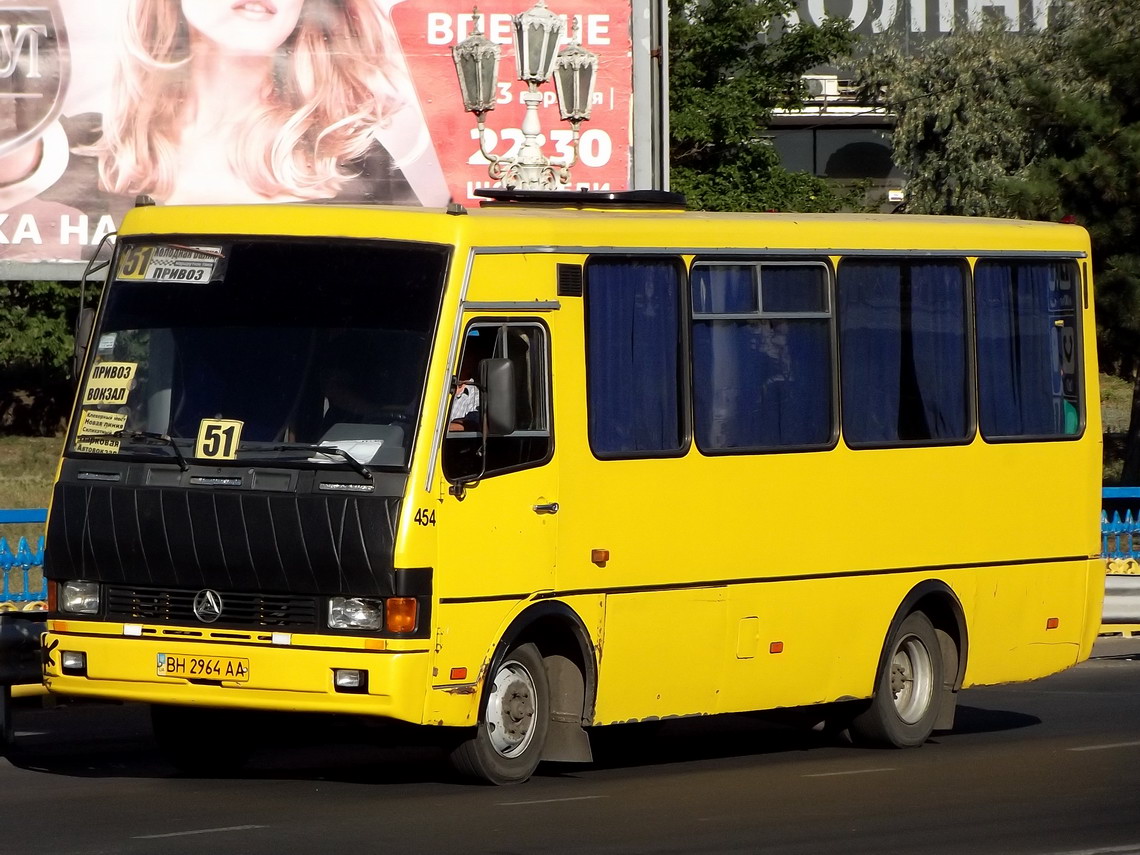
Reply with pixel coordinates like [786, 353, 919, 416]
[42, 624, 432, 723]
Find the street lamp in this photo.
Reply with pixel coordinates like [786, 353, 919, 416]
[451, 3, 599, 190]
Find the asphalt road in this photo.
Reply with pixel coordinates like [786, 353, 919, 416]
[2, 639, 1139, 855]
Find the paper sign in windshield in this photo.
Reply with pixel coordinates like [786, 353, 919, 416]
[116, 244, 221, 283]
[83, 362, 136, 406]
[313, 439, 383, 464]
[75, 410, 128, 454]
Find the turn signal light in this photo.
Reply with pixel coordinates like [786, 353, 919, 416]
[386, 597, 417, 633]
[770, 641, 784, 654]
[1046, 617, 1060, 630]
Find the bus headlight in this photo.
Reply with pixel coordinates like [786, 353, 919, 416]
[328, 597, 384, 631]
[60, 580, 101, 615]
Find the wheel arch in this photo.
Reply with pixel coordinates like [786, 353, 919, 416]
[875, 580, 969, 732]
[484, 601, 598, 762]
[880, 580, 969, 691]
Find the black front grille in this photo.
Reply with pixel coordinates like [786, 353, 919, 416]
[106, 586, 320, 630]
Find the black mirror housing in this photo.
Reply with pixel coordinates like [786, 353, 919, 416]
[479, 358, 516, 435]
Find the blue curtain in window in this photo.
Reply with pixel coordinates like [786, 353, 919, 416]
[839, 262, 903, 443]
[976, 263, 1059, 437]
[692, 267, 831, 449]
[587, 260, 681, 453]
[909, 264, 968, 439]
[839, 261, 967, 443]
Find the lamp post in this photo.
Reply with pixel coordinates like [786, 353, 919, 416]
[451, 3, 598, 191]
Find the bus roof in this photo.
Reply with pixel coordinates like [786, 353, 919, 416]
[117, 202, 1091, 257]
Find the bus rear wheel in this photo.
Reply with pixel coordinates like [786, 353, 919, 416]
[850, 611, 943, 748]
[449, 642, 549, 785]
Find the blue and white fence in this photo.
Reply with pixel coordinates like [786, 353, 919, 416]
[1102, 488, 1140, 631]
[0, 509, 48, 608]
[1102, 487, 1140, 561]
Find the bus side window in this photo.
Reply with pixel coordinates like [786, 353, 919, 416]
[975, 260, 1082, 439]
[442, 322, 551, 481]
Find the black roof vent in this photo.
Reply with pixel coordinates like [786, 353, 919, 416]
[474, 188, 686, 210]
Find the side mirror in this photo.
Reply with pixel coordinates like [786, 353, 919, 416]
[71, 306, 96, 381]
[479, 358, 516, 435]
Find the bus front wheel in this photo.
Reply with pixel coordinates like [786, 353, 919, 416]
[449, 642, 550, 785]
[850, 611, 943, 748]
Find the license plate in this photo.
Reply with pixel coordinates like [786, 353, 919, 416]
[156, 653, 250, 682]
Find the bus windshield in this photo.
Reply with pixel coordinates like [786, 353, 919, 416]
[72, 238, 449, 470]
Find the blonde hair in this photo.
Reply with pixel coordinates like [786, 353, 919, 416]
[99, 0, 407, 200]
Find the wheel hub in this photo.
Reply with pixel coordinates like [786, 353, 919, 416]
[500, 677, 534, 737]
[485, 661, 538, 757]
[890, 635, 934, 725]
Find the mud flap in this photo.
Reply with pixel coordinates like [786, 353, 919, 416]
[934, 686, 958, 731]
[541, 715, 593, 763]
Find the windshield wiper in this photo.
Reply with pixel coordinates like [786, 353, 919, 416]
[74, 430, 190, 471]
[241, 443, 373, 481]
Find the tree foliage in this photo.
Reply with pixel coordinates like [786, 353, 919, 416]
[0, 279, 87, 435]
[859, 0, 1140, 481]
[0, 280, 81, 379]
[669, 0, 855, 211]
[1006, 0, 1140, 480]
[855, 22, 1065, 216]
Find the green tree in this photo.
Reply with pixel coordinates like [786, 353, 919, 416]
[669, 0, 855, 212]
[0, 279, 86, 435]
[855, 21, 1062, 216]
[858, 2, 1140, 482]
[1007, 0, 1140, 482]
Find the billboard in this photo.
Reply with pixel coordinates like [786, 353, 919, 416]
[0, 0, 632, 265]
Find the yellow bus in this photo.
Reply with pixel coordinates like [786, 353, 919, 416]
[42, 192, 1104, 784]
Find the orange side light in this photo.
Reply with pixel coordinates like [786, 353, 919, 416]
[769, 641, 784, 654]
[1046, 617, 1060, 630]
[591, 549, 610, 566]
[450, 667, 468, 681]
[47, 580, 57, 612]
[386, 598, 417, 633]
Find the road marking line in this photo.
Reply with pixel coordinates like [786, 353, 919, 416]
[1045, 845, 1140, 855]
[498, 795, 607, 806]
[802, 767, 896, 778]
[1067, 740, 1140, 752]
[132, 825, 267, 839]
[13, 731, 46, 737]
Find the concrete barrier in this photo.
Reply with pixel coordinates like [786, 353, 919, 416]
[1103, 574, 1140, 625]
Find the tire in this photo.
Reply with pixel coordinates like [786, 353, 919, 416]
[850, 611, 943, 748]
[151, 704, 254, 776]
[449, 642, 550, 785]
